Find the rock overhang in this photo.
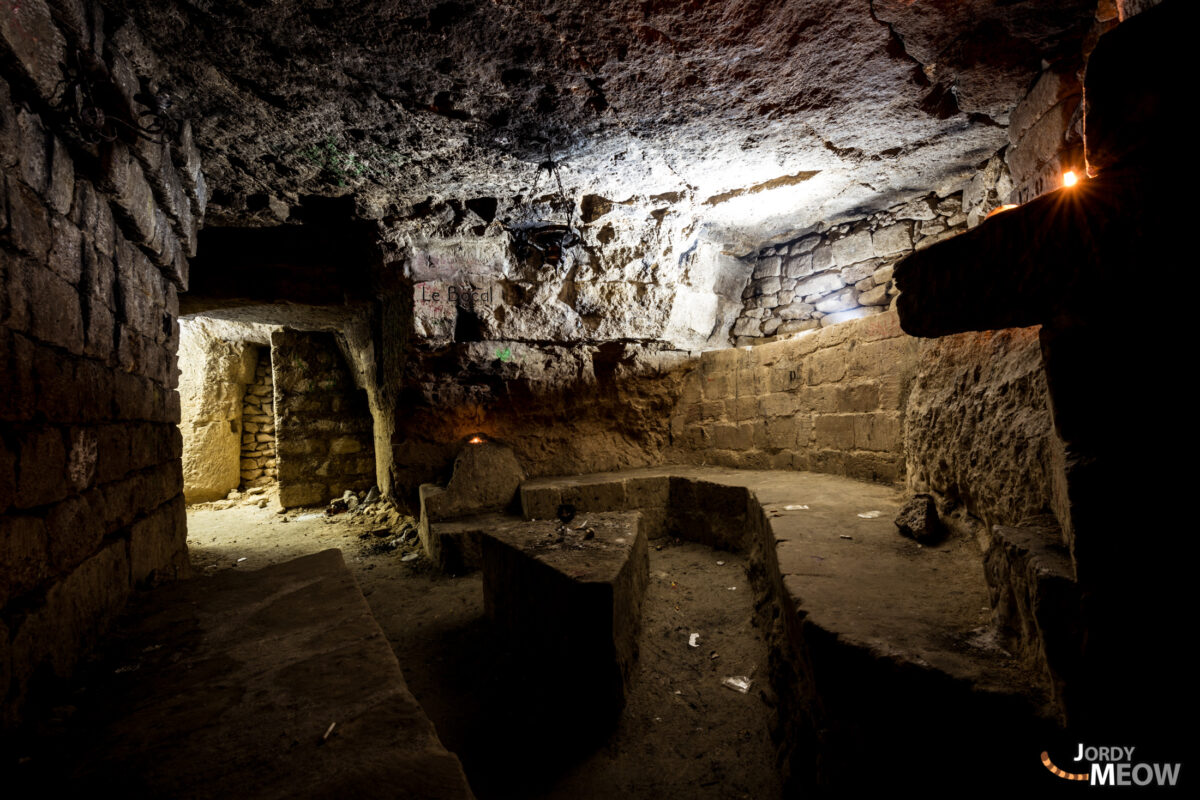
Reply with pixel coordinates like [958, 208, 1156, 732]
[102, 0, 1097, 244]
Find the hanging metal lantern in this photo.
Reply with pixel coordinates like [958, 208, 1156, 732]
[507, 157, 581, 271]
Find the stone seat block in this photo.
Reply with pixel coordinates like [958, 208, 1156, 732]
[481, 511, 648, 724]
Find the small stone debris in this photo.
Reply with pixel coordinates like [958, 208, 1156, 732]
[839, 534, 853, 540]
[857, 510, 883, 519]
[716, 560, 726, 566]
[894, 493, 947, 544]
[401, 552, 420, 562]
[688, 633, 701, 648]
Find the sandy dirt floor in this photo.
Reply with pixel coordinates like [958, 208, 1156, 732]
[185, 489, 781, 800]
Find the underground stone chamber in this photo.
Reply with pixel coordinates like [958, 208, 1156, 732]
[178, 317, 378, 507]
[1, 0, 1193, 796]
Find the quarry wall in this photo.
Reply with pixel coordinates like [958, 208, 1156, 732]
[668, 311, 915, 484]
[389, 341, 691, 500]
[904, 327, 1065, 533]
[273, 330, 376, 508]
[1, 0, 201, 724]
[178, 318, 256, 503]
[731, 193, 968, 344]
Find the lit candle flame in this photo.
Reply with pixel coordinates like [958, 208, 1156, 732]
[1062, 170, 1078, 187]
[468, 435, 484, 445]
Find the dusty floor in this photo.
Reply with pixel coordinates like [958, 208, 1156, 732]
[186, 490, 780, 799]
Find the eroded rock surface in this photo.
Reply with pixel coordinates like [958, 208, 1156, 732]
[893, 493, 945, 545]
[104, 0, 1095, 242]
[904, 327, 1063, 531]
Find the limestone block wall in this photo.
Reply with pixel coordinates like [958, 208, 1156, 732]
[668, 311, 917, 484]
[985, 4, 1123, 206]
[272, 330, 375, 508]
[239, 348, 276, 488]
[1005, 63, 1084, 205]
[731, 193, 968, 345]
[178, 319, 256, 502]
[1, 0, 203, 726]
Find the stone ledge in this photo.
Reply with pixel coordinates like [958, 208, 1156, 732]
[61, 549, 475, 799]
[515, 465, 1057, 788]
[984, 519, 1081, 714]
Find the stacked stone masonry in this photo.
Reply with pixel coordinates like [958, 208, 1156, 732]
[240, 348, 277, 488]
[273, 330, 376, 508]
[1, 0, 204, 726]
[731, 192, 968, 345]
[1003, 0, 1127, 204]
[1005, 64, 1084, 204]
[669, 311, 917, 485]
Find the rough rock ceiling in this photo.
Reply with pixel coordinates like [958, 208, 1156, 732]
[107, 0, 1095, 240]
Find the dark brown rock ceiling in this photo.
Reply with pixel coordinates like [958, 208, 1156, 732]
[104, 0, 1096, 234]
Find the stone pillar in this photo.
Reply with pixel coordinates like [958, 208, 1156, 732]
[178, 320, 256, 502]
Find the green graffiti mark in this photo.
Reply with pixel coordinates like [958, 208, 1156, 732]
[296, 136, 408, 188]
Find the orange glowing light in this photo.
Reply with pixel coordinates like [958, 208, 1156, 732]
[468, 435, 485, 445]
[985, 204, 1019, 219]
[1062, 170, 1079, 187]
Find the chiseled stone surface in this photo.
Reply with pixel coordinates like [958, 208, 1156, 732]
[984, 519, 1080, 715]
[904, 326, 1062, 532]
[669, 310, 916, 485]
[424, 440, 524, 522]
[482, 511, 648, 724]
[2, 2, 203, 725]
[106, 0, 1096, 235]
[178, 319, 257, 503]
[389, 341, 691, 498]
